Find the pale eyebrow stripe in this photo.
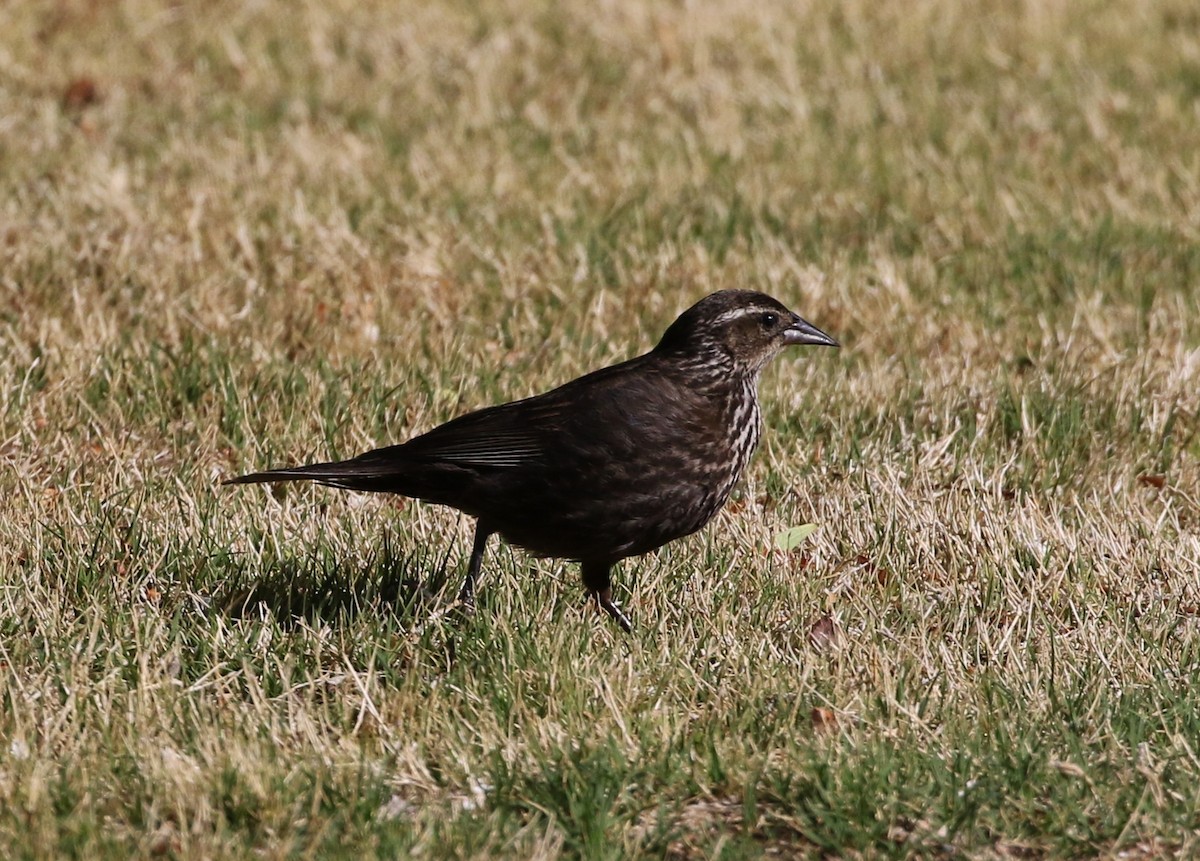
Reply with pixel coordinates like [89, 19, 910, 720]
[710, 305, 776, 327]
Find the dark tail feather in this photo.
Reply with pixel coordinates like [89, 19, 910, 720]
[224, 448, 411, 493]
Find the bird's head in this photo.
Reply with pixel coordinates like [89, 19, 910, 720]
[654, 290, 838, 375]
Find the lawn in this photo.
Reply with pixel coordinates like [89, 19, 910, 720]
[2, 0, 1199, 857]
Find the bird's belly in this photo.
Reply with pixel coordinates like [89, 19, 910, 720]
[485, 466, 738, 562]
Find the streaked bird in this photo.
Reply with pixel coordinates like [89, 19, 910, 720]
[226, 290, 837, 630]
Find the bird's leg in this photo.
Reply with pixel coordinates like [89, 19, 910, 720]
[581, 561, 632, 632]
[457, 522, 493, 605]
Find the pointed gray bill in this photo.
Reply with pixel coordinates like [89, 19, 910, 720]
[783, 314, 839, 347]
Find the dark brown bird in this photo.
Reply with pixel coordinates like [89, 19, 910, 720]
[226, 290, 837, 631]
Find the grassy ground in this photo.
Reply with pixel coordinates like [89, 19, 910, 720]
[2, 0, 1200, 857]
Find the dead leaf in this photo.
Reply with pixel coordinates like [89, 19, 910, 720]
[810, 707, 837, 732]
[62, 77, 100, 110]
[808, 613, 840, 650]
[854, 553, 892, 586]
[1138, 473, 1166, 489]
[654, 17, 680, 71]
[148, 822, 179, 857]
[1049, 758, 1086, 778]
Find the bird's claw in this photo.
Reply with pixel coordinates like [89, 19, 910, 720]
[597, 588, 633, 633]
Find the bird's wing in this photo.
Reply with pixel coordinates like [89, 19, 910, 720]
[398, 395, 561, 468]
[399, 356, 657, 467]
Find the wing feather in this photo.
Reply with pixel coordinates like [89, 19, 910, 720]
[398, 396, 561, 468]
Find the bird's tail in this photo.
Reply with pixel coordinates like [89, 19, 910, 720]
[224, 447, 411, 494]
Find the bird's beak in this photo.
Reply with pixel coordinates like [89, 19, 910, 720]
[782, 314, 839, 347]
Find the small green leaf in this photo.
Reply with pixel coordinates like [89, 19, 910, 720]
[774, 523, 818, 552]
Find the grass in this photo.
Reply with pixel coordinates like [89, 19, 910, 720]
[2, 0, 1200, 856]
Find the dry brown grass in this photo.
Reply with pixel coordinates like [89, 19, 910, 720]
[1, 0, 1199, 857]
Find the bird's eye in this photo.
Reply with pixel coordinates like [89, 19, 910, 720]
[759, 312, 778, 329]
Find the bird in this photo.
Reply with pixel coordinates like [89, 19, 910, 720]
[225, 290, 837, 631]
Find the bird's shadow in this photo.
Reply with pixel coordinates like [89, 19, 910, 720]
[215, 544, 455, 629]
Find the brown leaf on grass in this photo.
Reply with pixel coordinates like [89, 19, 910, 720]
[62, 77, 100, 110]
[808, 613, 840, 650]
[1137, 473, 1166, 489]
[148, 822, 179, 857]
[654, 17, 680, 72]
[810, 707, 837, 732]
[1049, 758, 1086, 778]
[854, 553, 892, 586]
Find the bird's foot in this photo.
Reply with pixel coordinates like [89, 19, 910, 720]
[596, 588, 633, 633]
[454, 595, 477, 618]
